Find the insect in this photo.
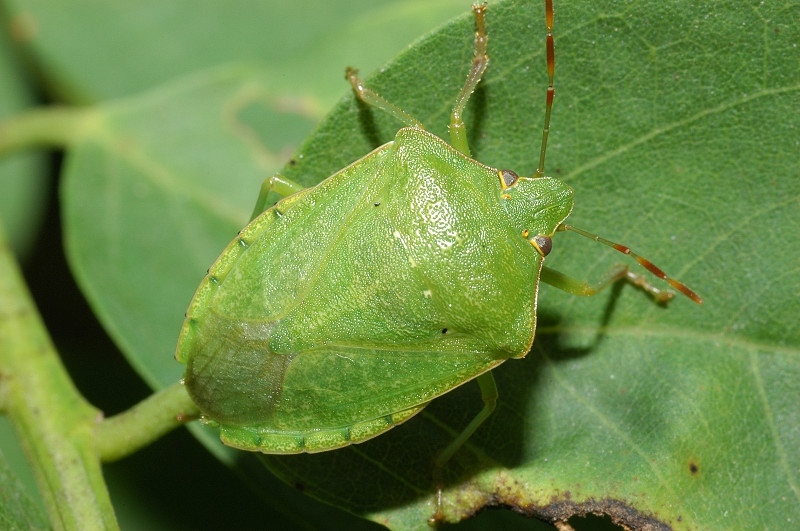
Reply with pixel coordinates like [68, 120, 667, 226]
[175, 0, 701, 519]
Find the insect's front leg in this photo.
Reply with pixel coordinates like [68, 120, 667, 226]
[250, 174, 306, 220]
[540, 264, 676, 304]
[448, 3, 489, 157]
[548, 224, 703, 304]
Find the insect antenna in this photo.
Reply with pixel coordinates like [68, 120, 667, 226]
[557, 223, 703, 304]
[534, 0, 555, 178]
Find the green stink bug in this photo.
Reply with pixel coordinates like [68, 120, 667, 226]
[175, 0, 701, 518]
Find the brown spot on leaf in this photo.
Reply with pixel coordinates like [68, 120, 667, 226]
[472, 482, 674, 530]
[443, 458, 679, 528]
[532, 498, 672, 530]
[10, 13, 37, 42]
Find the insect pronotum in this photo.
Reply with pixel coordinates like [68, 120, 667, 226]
[176, 0, 702, 521]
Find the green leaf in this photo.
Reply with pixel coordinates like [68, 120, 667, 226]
[6, 0, 465, 104]
[0, 17, 48, 260]
[58, 0, 798, 529]
[0, 447, 48, 530]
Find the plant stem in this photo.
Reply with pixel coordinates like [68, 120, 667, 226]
[96, 380, 199, 462]
[0, 223, 118, 529]
[0, 107, 88, 157]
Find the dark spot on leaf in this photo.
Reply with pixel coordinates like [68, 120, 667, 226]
[689, 461, 699, 475]
[9, 13, 37, 42]
[374, 202, 381, 207]
[484, 484, 673, 531]
[289, 159, 297, 166]
[442, 328, 448, 334]
[775, 27, 780, 34]
[293, 482, 305, 492]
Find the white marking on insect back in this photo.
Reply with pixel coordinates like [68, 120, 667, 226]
[439, 234, 457, 250]
[334, 353, 355, 364]
[408, 171, 460, 253]
[391, 227, 417, 267]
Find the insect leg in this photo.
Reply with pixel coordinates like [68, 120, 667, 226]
[250, 174, 306, 220]
[448, 3, 489, 157]
[554, 223, 703, 304]
[431, 370, 497, 522]
[540, 264, 677, 304]
[345, 67, 423, 129]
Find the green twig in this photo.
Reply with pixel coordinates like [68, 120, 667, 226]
[0, 221, 118, 530]
[0, 106, 89, 157]
[96, 380, 199, 462]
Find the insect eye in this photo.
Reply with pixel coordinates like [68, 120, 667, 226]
[531, 235, 553, 256]
[499, 169, 519, 188]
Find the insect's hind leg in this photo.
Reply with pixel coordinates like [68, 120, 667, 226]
[250, 174, 306, 221]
